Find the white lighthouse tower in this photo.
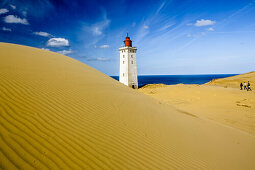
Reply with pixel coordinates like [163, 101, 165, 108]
[119, 33, 138, 89]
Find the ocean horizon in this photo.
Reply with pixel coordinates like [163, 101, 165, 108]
[111, 74, 238, 88]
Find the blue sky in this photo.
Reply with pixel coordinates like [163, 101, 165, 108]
[0, 0, 255, 75]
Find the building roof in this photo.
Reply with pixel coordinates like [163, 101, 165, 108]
[124, 33, 132, 47]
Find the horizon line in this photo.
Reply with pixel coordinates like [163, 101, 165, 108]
[110, 73, 240, 77]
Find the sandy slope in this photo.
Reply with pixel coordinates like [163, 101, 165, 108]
[206, 71, 255, 89]
[139, 84, 255, 136]
[1, 43, 255, 169]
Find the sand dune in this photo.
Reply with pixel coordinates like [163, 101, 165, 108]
[1, 43, 255, 169]
[140, 84, 255, 136]
[206, 71, 255, 89]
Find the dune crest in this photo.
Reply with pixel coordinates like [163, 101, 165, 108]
[1, 43, 255, 169]
[206, 71, 255, 89]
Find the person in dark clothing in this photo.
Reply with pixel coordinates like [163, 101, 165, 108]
[240, 82, 243, 90]
[247, 81, 252, 91]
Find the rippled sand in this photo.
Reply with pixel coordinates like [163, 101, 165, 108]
[1, 43, 255, 169]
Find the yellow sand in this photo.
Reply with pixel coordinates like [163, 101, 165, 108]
[140, 84, 255, 136]
[1, 43, 255, 169]
[206, 71, 255, 89]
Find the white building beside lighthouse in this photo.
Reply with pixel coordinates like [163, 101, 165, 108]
[119, 33, 138, 89]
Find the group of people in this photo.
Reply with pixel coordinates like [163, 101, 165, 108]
[240, 81, 252, 91]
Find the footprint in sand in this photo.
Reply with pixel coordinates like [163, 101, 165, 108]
[236, 103, 251, 108]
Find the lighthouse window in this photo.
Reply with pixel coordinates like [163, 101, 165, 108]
[131, 55, 133, 58]
[123, 61, 125, 64]
[123, 55, 125, 58]
[123, 73, 124, 77]
[131, 61, 133, 64]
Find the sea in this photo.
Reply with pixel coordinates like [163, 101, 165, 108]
[111, 74, 237, 88]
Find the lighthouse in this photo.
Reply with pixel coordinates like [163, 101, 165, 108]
[119, 33, 138, 89]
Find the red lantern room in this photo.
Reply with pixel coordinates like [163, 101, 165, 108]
[124, 33, 132, 47]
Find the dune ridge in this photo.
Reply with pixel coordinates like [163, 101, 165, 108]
[206, 71, 255, 88]
[1, 43, 255, 169]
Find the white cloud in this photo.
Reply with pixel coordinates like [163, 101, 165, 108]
[2, 27, 12, 32]
[41, 48, 50, 51]
[87, 57, 111, 62]
[201, 32, 206, 36]
[96, 57, 110, 61]
[90, 19, 110, 36]
[159, 23, 175, 31]
[33, 31, 51, 37]
[186, 32, 206, 38]
[207, 27, 214, 31]
[194, 19, 216, 27]
[186, 33, 192, 38]
[47, 38, 69, 47]
[156, 2, 165, 15]
[10, 5, 16, 10]
[93, 27, 102, 35]
[144, 25, 149, 29]
[83, 11, 110, 39]
[0, 8, 9, 14]
[4, 15, 29, 25]
[22, 11, 27, 16]
[99, 45, 110, 48]
[57, 49, 73, 55]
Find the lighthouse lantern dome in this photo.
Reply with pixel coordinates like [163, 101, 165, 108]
[124, 33, 132, 47]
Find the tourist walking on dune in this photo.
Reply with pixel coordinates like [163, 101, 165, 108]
[240, 82, 243, 90]
[244, 82, 247, 90]
[247, 81, 252, 91]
